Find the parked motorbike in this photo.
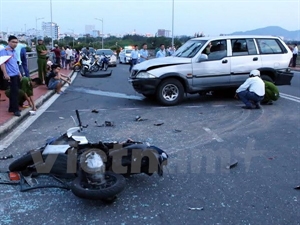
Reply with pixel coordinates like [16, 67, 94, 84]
[8, 110, 168, 202]
[73, 54, 83, 72]
[98, 53, 110, 71]
[80, 53, 99, 75]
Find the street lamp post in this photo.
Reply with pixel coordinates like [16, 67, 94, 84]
[69, 29, 75, 48]
[171, 0, 174, 47]
[95, 18, 104, 49]
[50, 0, 53, 48]
[35, 17, 44, 45]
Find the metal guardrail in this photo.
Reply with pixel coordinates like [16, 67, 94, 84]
[26, 52, 55, 75]
[26, 52, 38, 74]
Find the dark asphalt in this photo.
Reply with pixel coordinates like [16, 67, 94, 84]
[0, 64, 299, 225]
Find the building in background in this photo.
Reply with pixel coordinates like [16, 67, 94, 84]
[42, 22, 59, 40]
[92, 30, 100, 38]
[157, 29, 171, 37]
[85, 25, 95, 36]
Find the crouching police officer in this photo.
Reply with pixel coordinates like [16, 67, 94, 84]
[261, 81, 279, 105]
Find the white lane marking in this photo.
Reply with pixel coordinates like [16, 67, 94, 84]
[69, 87, 144, 100]
[203, 127, 224, 142]
[0, 73, 77, 151]
[0, 94, 60, 151]
[280, 93, 300, 103]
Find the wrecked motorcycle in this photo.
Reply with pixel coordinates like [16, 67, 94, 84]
[8, 110, 168, 201]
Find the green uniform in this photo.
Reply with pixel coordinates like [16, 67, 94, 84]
[5, 77, 33, 106]
[262, 81, 279, 103]
[36, 44, 48, 81]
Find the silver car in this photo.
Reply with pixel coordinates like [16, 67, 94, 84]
[96, 49, 117, 67]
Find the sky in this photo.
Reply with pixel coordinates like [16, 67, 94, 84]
[0, 0, 299, 37]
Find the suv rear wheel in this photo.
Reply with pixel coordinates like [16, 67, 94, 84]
[261, 75, 274, 82]
[156, 79, 184, 106]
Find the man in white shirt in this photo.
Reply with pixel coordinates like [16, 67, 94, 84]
[65, 46, 73, 70]
[129, 45, 139, 73]
[292, 44, 298, 67]
[139, 43, 149, 63]
[235, 69, 265, 109]
[156, 44, 166, 58]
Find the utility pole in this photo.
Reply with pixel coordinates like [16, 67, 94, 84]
[35, 17, 44, 45]
[95, 18, 104, 49]
[171, 0, 174, 47]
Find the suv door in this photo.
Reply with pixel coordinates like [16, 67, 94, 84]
[255, 38, 289, 69]
[230, 38, 262, 86]
[192, 39, 231, 88]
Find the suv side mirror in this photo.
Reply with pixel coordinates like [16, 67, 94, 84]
[198, 54, 208, 62]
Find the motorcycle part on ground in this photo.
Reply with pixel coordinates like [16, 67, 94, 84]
[0, 171, 20, 185]
[80, 70, 112, 78]
[9, 151, 76, 179]
[79, 149, 106, 185]
[70, 170, 126, 201]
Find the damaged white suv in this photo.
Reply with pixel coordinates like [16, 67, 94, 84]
[128, 35, 293, 106]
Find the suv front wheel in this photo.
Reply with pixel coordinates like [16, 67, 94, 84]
[156, 79, 184, 106]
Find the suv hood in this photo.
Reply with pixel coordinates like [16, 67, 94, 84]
[134, 57, 191, 71]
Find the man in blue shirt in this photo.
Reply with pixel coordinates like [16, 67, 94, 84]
[156, 44, 166, 58]
[129, 45, 139, 73]
[139, 43, 149, 63]
[20, 47, 30, 77]
[0, 35, 22, 116]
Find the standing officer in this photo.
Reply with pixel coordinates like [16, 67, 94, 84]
[36, 38, 48, 84]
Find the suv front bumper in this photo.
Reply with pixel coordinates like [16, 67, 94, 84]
[128, 78, 161, 95]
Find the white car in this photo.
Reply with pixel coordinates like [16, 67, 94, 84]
[129, 35, 293, 106]
[119, 49, 133, 64]
[96, 49, 117, 67]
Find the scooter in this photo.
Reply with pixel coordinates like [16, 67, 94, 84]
[98, 53, 110, 71]
[73, 54, 83, 72]
[80, 54, 99, 75]
[8, 110, 168, 202]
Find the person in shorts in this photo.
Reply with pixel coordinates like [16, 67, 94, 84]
[47, 64, 71, 94]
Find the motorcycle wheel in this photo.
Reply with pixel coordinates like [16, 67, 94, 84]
[9, 152, 76, 179]
[74, 65, 81, 72]
[80, 68, 86, 76]
[103, 63, 109, 71]
[9, 149, 42, 172]
[92, 65, 100, 72]
[70, 171, 126, 201]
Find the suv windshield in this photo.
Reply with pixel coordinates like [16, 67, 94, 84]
[174, 40, 207, 58]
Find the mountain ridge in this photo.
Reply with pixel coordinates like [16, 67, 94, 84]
[230, 26, 300, 40]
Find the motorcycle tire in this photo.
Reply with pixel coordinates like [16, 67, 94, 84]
[74, 65, 81, 72]
[103, 63, 109, 71]
[70, 171, 126, 201]
[9, 152, 76, 179]
[80, 68, 86, 76]
[92, 65, 100, 72]
[9, 149, 42, 172]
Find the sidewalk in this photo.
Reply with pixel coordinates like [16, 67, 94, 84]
[0, 69, 74, 138]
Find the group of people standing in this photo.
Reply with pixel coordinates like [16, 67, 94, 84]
[36, 39, 77, 85]
[128, 43, 176, 72]
[0, 36, 42, 117]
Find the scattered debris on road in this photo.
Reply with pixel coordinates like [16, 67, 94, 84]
[91, 109, 99, 113]
[95, 120, 115, 127]
[173, 129, 182, 133]
[135, 116, 147, 122]
[154, 122, 164, 126]
[0, 154, 13, 160]
[188, 207, 204, 211]
[294, 185, 300, 190]
[226, 160, 238, 169]
[59, 117, 64, 120]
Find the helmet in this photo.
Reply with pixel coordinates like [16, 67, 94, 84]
[249, 69, 260, 77]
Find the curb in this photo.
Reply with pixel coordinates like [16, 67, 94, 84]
[0, 71, 75, 139]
